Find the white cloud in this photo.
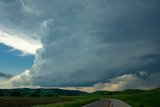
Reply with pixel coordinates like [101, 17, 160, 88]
[0, 70, 32, 88]
[0, 30, 42, 55]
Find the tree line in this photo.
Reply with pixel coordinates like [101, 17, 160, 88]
[0, 88, 86, 97]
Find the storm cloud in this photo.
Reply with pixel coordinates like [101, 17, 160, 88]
[0, 0, 160, 91]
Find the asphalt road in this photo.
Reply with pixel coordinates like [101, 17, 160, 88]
[83, 99, 131, 107]
[111, 99, 131, 107]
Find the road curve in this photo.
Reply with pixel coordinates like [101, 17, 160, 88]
[83, 99, 131, 107]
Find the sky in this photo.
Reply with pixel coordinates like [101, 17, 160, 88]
[0, 44, 34, 74]
[0, 0, 160, 92]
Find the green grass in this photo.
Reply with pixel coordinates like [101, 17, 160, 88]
[0, 96, 99, 107]
[0, 96, 72, 107]
[34, 98, 98, 107]
[106, 88, 160, 107]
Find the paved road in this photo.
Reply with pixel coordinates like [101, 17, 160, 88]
[83, 99, 109, 107]
[83, 99, 131, 107]
[111, 99, 131, 107]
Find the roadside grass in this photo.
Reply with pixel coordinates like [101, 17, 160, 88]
[107, 88, 160, 107]
[34, 98, 98, 107]
[0, 96, 99, 107]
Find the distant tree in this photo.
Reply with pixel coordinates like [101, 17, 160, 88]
[11, 91, 21, 97]
[31, 89, 41, 97]
[0, 90, 4, 96]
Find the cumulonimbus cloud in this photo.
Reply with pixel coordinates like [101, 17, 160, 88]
[0, 0, 160, 91]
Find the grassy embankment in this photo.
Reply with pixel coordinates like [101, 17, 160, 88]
[107, 88, 160, 107]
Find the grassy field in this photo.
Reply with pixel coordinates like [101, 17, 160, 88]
[34, 98, 98, 107]
[0, 97, 72, 107]
[34, 95, 100, 107]
[0, 95, 99, 107]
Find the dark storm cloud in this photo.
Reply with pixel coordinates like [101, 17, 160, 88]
[29, 0, 160, 87]
[0, 0, 160, 89]
[90, 0, 160, 43]
[134, 53, 160, 73]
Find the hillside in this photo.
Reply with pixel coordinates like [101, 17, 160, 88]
[109, 88, 160, 107]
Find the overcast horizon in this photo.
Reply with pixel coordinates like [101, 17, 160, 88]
[0, 0, 160, 92]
